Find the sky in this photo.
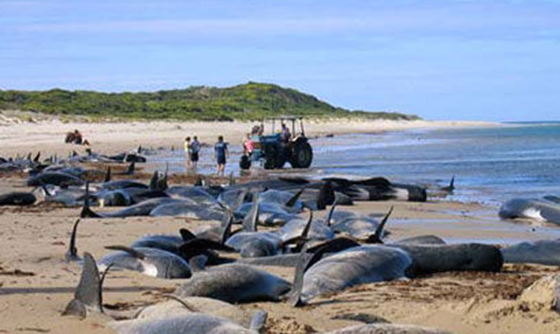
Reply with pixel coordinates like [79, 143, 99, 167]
[1, 0, 559, 121]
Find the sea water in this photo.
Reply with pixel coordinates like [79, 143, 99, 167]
[152, 122, 560, 206]
[314, 122, 560, 206]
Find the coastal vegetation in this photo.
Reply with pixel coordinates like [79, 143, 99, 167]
[0, 82, 419, 121]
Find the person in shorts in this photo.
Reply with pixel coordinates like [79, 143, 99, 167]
[190, 136, 200, 171]
[214, 136, 229, 176]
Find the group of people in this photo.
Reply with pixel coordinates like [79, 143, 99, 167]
[184, 136, 229, 176]
[184, 123, 292, 176]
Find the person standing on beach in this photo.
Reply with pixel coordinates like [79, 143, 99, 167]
[214, 136, 229, 176]
[184, 137, 192, 172]
[190, 136, 200, 171]
[243, 133, 254, 156]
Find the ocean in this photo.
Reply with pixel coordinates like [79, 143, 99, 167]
[153, 122, 560, 207]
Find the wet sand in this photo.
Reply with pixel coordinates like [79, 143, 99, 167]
[1, 171, 560, 334]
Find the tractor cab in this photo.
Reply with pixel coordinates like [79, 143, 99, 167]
[240, 116, 313, 170]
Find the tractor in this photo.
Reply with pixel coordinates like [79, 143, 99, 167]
[240, 116, 313, 170]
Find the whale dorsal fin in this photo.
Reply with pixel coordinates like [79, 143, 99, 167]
[63, 252, 103, 318]
[179, 228, 197, 242]
[243, 192, 259, 232]
[65, 219, 81, 262]
[281, 208, 313, 251]
[286, 188, 305, 208]
[80, 182, 102, 218]
[325, 198, 338, 227]
[317, 181, 335, 210]
[125, 161, 135, 175]
[220, 210, 234, 244]
[366, 206, 394, 244]
[104, 167, 111, 183]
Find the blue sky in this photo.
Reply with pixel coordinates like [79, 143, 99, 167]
[1, 0, 559, 121]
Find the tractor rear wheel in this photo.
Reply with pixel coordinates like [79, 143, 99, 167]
[290, 141, 313, 168]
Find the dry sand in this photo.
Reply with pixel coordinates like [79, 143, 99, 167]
[2, 118, 559, 334]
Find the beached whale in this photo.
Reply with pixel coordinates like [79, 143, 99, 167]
[501, 239, 560, 265]
[167, 186, 218, 205]
[41, 185, 86, 206]
[392, 235, 447, 245]
[133, 296, 254, 326]
[150, 202, 226, 221]
[99, 246, 192, 279]
[0, 191, 36, 206]
[323, 323, 453, 334]
[27, 171, 84, 187]
[499, 198, 560, 224]
[81, 193, 183, 218]
[109, 312, 265, 334]
[390, 243, 503, 276]
[324, 177, 427, 202]
[289, 243, 412, 305]
[175, 263, 291, 303]
[108, 152, 147, 163]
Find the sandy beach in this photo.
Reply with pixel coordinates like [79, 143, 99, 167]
[0, 113, 495, 157]
[1, 118, 559, 334]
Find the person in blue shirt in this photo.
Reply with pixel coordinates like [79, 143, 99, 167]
[214, 136, 229, 176]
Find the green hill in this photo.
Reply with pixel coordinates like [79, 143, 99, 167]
[0, 82, 419, 121]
